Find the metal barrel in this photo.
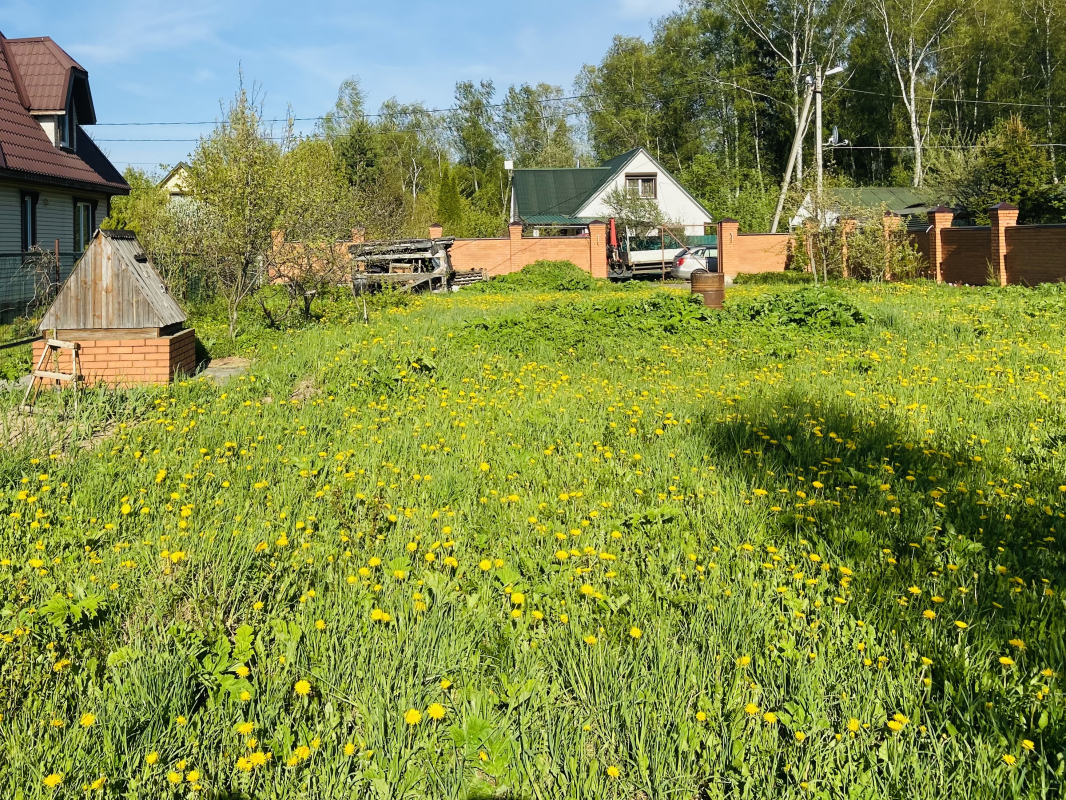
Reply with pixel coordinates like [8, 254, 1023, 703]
[690, 270, 725, 309]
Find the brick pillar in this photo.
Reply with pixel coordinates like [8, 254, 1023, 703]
[271, 229, 285, 249]
[926, 206, 953, 283]
[587, 220, 608, 279]
[717, 218, 739, 276]
[989, 202, 1019, 286]
[428, 223, 443, 240]
[351, 227, 365, 245]
[882, 213, 902, 280]
[508, 222, 524, 273]
[840, 218, 857, 278]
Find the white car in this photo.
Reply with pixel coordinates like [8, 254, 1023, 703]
[671, 246, 718, 280]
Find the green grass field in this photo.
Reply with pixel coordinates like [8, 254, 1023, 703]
[1, 276, 1065, 799]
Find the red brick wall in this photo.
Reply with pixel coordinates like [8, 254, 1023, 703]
[449, 238, 512, 274]
[32, 329, 197, 388]
[939, 228, 993, 285]
[446, 222, 608, 277]
[913, 208, 1066, 287]
[913, 229, 932, 267]
[1005, 226, 1066, 285]
[717, 220, 791, 275]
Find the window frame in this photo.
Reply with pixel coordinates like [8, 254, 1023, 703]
[625, 173, 657, 199]
[73, 198, 96, 253]
[20, 190, 39, 252]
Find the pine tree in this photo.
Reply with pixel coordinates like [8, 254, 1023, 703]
[437, 166, 463, 235]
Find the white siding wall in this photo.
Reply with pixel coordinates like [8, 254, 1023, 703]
[0, 185, 20, 253]
[579, 150, 713, 236]
[35, 116, 58, 146]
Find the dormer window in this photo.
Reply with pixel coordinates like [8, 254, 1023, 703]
[59, 99, 76, 150]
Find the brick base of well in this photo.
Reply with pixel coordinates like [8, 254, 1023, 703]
[31, 328, 198, 387]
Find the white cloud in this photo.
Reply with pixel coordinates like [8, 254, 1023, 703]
[65, 1, 230, 65]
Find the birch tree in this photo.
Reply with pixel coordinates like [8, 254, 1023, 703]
[874, 0, 958, 186]
[724, 0, 855, 183]
[1020, 0, 1066, 180]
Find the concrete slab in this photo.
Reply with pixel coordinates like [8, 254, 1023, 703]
[199, 357, 251, 384]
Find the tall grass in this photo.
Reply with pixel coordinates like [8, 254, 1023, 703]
[0, 280, 1063, 798]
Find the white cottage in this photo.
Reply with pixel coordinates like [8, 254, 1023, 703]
[510, 147, 713, 237]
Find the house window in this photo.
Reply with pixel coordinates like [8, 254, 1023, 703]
[625, 174, 657, 198]
[20, 191, 38, 251]
[74, 200, 94, 252]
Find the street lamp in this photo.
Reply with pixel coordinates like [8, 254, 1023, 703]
[814, 64, 847, 201]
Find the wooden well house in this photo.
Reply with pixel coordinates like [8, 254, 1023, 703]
[33, 229, 197, 386]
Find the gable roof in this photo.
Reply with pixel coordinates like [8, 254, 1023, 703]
[511, 147, 644, 220]
[574, 147, 713, 221]
[5, 36, 94, 119]
[40, 229, 186, 331]
[512, 167, 614, 218]
[0, 31, 125, 193]
[512, 147, 713, 224]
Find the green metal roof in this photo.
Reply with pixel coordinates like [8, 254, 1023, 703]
[512, 168, 613, 219]
[522, 215, 599, 225]
[828, 187, 933, 211]
[511, 148, 643, 221]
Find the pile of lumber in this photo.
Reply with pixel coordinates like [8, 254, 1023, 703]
[349, 237, 455, 275]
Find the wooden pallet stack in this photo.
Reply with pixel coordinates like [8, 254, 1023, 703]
[348, 237, 455, 292]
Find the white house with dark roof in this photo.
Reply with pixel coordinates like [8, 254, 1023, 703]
[510, 147, 713, 237]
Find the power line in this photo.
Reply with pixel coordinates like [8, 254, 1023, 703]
[837, 85, 1066, 112]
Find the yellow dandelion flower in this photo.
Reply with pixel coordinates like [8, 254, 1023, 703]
[404, 708, 422, 725]
[294, 680, 312, 696]
[427, 703, 446, 720]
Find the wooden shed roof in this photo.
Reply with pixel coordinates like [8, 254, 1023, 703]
[39, 229, 186, 332]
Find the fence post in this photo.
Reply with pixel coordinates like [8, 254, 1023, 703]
[587, 221, 608, 279]
[926, 206, 954, 283]
[988, 202, 1019, 286]
[508, 222, 524, 273]
[717, 218, 739, 277]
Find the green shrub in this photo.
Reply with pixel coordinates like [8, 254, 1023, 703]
[458, 291, 710, 351]
[733, 270, 815, 286]
[464, 260, 599, 293]
[733, 286, 866, 328]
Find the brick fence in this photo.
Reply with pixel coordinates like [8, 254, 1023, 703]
[915, 203, 1066, 286]
[442, 222, 609, 279]
[712, 204, 1066, 286]
[716, 219, 792, 276]
[32, 328, 197, 388]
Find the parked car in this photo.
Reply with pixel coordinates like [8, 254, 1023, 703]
[671, 246, 718, 280]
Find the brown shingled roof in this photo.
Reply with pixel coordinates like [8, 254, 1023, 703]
[6, 37, 85, 113]
[0, 32, 126, 193]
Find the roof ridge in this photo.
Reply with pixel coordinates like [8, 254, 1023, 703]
[0, 33, 30, 110]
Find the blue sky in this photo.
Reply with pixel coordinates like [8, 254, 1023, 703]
[1, 0, 677, 173]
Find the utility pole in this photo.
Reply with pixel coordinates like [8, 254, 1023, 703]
[814, 66, 824, 202]
[770, 77, 815, 234]
[814, 66, 845, 206]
